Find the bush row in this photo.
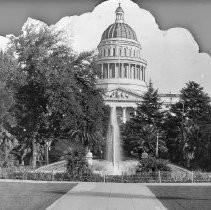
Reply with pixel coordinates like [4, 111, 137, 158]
[1, 170, 211, 183]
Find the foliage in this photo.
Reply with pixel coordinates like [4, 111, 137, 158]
[70, 53, 109, 153]
[164, 81, 211, 169]
[136, 157, 170, 173]
[0, 129, 19, 167]
[0, 51, 17, 128]
[0, 52, 18, 168]
[122, 80, 166, 157]
[4, 24, 108, 168]
[4, 168, 211, 183]
[136, 80, 164, 127]
[65, 146, 93, 180]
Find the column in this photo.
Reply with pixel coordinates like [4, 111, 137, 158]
[109, 63, 112, 78]
[129, 64, 131, 79]
[112, 63, 115, 78]
[124, 63, 127, 78]
[122, 107, 126, 124]
[144, 67, 145, 81]
[117, 63, 120, 78]
[119, 63, 122, 78]
[127, 64, 129, 79]
[109, 63, 111, 78]
[107, 63, 110, 78]
[138, 66, 140, 80]
[103, 63, 106, 78]
[114, 63, 116, 78]
[139, 68, 141, 80]
[115, 63, 118, 78]
[101, 64, 103, 79]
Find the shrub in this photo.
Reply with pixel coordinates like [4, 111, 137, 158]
[65, 147, 93, 180]
[136, 157, 170, 173]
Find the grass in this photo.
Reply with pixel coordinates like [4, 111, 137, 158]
[148, 185, 211, 210]
[0, 181, 77, 210]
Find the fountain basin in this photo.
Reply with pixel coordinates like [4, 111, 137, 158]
[90, 159, 139, 175]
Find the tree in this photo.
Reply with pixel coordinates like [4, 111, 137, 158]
[164, 81, 211, 169]
[0, 52, 18, 167]
[7, 25, 109, 168]
[122, 80, 166, 158]
[135, 80, 164, 127]
[7, 25, 79, 168]
[0, 51, 17, 128]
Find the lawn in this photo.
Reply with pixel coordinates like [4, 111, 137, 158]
[148, 185, 211, 210]
[0, 181, 77, 210]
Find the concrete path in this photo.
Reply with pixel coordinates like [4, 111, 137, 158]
[47, 182, 167, 210]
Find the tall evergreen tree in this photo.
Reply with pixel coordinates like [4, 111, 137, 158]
[164, 81, 211, 169]
[122, 80, 166, 158]
[135, 80, 164, 127]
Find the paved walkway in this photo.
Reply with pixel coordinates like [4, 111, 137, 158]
[47, 182, 167, 210]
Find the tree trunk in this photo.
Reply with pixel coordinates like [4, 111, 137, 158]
[45, 143, 49, 165]
[210, 133, 211, 160]
[32, 139, 37, 169]
[186, 157, 190, 168]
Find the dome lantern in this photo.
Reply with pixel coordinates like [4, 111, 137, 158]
[101, 4, 138, 41]
[115, 3, 124, 23]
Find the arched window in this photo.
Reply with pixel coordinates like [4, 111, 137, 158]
[119, 48, 122, 56]
[124, 48, 127, 57]
[129, 49, 131, 57]
[113, 48, 115, 56]
[104, 49, 106, 57]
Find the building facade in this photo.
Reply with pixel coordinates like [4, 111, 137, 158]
[97, 4, 179, 123]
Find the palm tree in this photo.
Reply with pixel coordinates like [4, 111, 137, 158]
[69, 129, 105, 155]
[176, 119, 197, 167]
[130, 125, 167, 158]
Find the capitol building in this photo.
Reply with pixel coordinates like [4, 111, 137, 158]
[97, 4, 179, 123]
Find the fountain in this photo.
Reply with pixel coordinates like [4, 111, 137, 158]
[90, 106, 139, 175]
[106, 106, 122, 175]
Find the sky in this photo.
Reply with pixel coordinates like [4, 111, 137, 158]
[0, 0, 211, 94]
[0, 0, 211, 55]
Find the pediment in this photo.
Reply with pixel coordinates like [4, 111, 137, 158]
[104, 88, 143, 102]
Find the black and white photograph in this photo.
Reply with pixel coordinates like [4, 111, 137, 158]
[0, 0, 211, 209]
